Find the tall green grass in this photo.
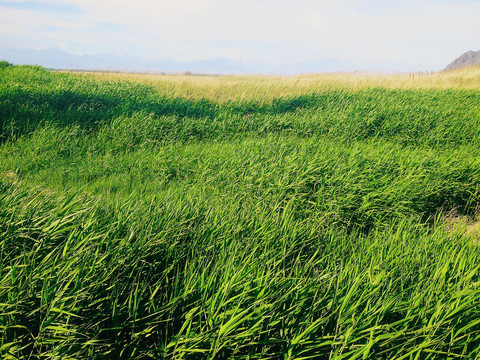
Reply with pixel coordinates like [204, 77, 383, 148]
[1, 65, 480, 359]
[2, 66, 480, 146]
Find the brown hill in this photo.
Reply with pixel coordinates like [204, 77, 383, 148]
[443, 50, 480, 71]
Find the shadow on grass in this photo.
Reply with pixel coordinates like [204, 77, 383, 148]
[2, 67, 480, 147]
[1, 84, 334, 142]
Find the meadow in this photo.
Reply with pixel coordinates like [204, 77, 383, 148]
[1, 63, 480, 359]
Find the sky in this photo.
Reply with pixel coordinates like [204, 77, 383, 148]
[0, 0, 479, 73]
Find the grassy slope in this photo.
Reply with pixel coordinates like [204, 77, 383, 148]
[1, 65, 480, 359]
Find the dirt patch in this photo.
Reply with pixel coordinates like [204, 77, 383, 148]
[444, 210, 480, 244]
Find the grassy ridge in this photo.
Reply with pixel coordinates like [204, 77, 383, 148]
[2, 66, 480, 146]
[3, 133, 480, 230]
[1, 65, 480, 358]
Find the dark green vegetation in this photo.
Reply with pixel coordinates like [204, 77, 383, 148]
[1, 65, 480, 359]
[0, 61, 13, 70]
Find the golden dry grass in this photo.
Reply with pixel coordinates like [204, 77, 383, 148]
[74, 66, 480, 103]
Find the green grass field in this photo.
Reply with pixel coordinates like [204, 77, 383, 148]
[1, 64, 480, 359]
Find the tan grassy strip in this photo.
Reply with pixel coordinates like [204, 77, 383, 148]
[66, 66, 480, 103]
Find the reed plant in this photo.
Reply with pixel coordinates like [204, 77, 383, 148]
[1, 64, 480, 358]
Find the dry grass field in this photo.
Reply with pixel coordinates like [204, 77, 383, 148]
[84, 65, 480, 102]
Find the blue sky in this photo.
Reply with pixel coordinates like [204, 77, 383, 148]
[0, 0, 479, 72]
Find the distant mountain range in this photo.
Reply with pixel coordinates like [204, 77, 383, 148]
[443, 50, 480, 71]
[0, 47, 419, 75]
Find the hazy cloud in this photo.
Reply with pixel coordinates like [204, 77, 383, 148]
[0, 0, 479, 71]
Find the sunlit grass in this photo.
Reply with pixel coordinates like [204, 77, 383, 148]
[1, 64, 480, 358]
